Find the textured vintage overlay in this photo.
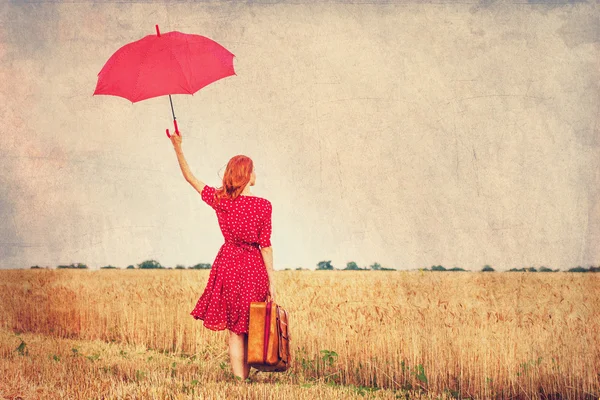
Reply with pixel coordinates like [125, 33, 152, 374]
[0, 1, 598, 271]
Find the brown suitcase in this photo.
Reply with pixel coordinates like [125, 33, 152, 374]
[247, 295, 291, 372]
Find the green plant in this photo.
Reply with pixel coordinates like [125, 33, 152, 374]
[414, 364, 428, 384]
[320, 349, 338, 367]
[443, 388, 460, 399]
[16, 340, 27, 356]
[400, 360, 408, 372]
[400, 360, 428, 386]
[135, 370, 146, 381]
[297, 346, 316, 373]
[517, 357, 542, 376]
[182, 379, 199, 395]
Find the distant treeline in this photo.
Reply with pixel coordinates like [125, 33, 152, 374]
[420, 264, 600, 273]
[31, 260, 212, 270]
[316, 261, 599, 273]
[27, 261, 600, 273]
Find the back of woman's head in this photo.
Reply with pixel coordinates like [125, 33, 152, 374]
[215, 155, 253, 204]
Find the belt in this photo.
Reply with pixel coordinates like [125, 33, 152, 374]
[223, 239, 260, 252]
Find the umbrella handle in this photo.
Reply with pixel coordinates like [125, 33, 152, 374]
[165, 121, 180, 139]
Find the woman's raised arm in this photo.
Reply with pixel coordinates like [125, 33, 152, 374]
[170, 131, 206, 195]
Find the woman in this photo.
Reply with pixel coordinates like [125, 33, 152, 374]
[169, 131, 276, 382]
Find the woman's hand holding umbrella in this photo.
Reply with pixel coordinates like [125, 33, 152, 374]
[169, 128, 182, 148]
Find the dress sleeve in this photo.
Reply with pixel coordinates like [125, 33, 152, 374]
[201, 185, 217, 209]
[258, 201, 272, 248]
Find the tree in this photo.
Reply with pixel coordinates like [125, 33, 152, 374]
[190, 263, 211, 269]
[126, 265, 135, 269]
[508, 267, 526, 272]
[566, 265, 600, 273]
[370, 262, 382, 270]
[175, 264, 186, 269]
[568, 266, 588, 273]
[101, 265, 118, 269]
[345, 261, 361, 270]
[138, 259, 164, 269]
[57, 263, 88, 269]
[317, 260, 334, 270]
[482, 265, 495, 272]
[431, 265, 446, 271]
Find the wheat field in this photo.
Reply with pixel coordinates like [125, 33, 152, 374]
[0, 269, 598, 399]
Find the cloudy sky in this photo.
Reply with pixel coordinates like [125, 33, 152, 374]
[0, 1, 598, 271]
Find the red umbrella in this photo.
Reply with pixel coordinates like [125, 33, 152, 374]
[93, 25, 236, 138]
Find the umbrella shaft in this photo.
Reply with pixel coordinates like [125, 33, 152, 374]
[169, 95, 176, 121]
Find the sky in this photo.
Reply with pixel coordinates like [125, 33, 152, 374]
[0, 0, 598, 271]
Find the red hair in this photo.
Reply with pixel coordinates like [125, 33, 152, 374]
[214, 155, 254, 205]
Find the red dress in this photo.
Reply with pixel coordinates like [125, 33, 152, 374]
[190, 185, 272, 335]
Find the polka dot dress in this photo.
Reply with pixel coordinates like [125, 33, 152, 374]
[190, 185, 272, 335]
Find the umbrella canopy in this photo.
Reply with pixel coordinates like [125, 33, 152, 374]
[93, 27, 236, 103]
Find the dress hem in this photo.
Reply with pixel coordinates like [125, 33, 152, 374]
[190, 313, 248, 335]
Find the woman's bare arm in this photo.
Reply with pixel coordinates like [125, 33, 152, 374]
[260, 246, 275, 293]
[172, 143, 205, 194]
